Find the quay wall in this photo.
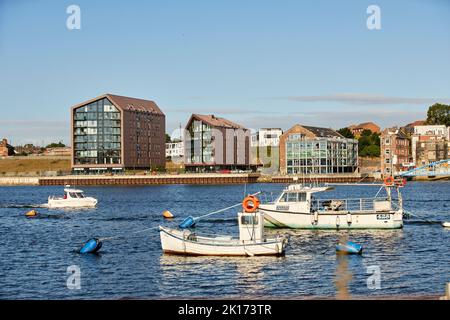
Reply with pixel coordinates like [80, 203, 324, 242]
[0, 177, 40, 185]
[0, 173, 373, 186]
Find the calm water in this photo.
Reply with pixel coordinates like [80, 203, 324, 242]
[0, 182, 449, 299]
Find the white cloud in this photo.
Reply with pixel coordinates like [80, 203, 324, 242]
[270, 93, 450, 105]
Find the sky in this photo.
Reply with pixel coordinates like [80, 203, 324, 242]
[0, 0, 449, 146]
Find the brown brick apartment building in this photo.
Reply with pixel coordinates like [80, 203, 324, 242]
[0, 139, 15, 157]
[380, 128, 411, 176]
[349, 122, 380, 138]
[71, 94, 165, 173]
[184, 114, 254, 172]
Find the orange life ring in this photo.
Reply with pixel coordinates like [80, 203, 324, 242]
[242, 195, 260, 213]
[384, 176, 394, 186]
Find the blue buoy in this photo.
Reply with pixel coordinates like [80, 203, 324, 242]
[179, 216, 196, 229]
[336, 241, 362, 254]
[79, 238, 102, 254]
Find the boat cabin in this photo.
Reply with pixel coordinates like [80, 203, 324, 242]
[271, 184, 334, 213]
[63, 186, 86, 199]
[238, 211, 265, 242]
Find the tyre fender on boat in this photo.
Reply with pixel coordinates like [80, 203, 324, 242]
[346, 212, 352, 225]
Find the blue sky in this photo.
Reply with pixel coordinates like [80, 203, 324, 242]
[1, 0, 449, 145]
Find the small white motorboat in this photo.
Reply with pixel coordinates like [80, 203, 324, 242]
[48, 185, 98, 208]
[443, 222, 450, 228]
[159, 196, 288, 256]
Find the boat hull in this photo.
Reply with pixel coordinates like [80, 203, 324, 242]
[47, 198, 98, 208]
[159, 227, 287, 256]
[261, 209, 403, 229]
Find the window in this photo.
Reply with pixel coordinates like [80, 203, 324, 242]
[287, 193, 298, 202]
[241, 215, 258, 225]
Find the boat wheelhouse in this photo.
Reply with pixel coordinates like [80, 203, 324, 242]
[259, 181, 405, 229]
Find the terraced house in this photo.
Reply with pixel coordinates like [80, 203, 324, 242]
[71, 94, 165, 174]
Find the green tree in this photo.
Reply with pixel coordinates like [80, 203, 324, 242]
[337, 127, 355, 139]
[426, 103, 450, 126]
[360, 145, 380, 157]
[165, 133, 171, 143]
[45, 142, 66, 148]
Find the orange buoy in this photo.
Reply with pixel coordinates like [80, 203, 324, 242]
[242, 195, 260, 213]
[25, 210, 38, 217]
[162, 210, 174, 219]
[384, 176, 394, 186]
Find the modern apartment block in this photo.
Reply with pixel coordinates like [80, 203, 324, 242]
[184, 114, 253, 172]
[71, 93, 165, 173]
[411, 125, 449, 166]
[251, 128, 283, 147]
[380, 128, 411, 176]
[279, 124, 358, 175]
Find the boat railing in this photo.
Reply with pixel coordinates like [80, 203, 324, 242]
[313, 197, 390, 212]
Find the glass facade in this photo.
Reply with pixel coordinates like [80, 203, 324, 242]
[187, 120, 214, 164]
[73, 98, 122, 165]
[285, 134, 358, 174]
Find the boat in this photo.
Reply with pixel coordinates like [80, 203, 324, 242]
[259, 178, 406, 229]
[159, 196, 289, 256]
[48, 185, 98, 208]
[443, 222, 450, 228]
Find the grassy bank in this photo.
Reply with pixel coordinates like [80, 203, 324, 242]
[0, 157, 71, 175]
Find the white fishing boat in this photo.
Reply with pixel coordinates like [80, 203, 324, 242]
[159, 196, 288, 256]
[259, 177, 405, 229]
[47, 185, 98, 208]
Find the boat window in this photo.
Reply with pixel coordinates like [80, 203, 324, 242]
[76, 193, 85, 198]
[287, 193, 298, 202]
[69, 192, 78, 198]
[241, 215, 259, 225]
[298, 193, 306, 202]
[278, 193, 288, 202]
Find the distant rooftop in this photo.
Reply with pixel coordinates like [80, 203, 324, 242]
[302, 125, 343, 138]
[189, 114, 246, 129]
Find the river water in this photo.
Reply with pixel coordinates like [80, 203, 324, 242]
[0, 182, 449, 299]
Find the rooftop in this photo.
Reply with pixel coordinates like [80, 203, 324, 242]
[189, 114, 246, 129]
[302, 125, 344, 139]
[72, 93, 164, 115]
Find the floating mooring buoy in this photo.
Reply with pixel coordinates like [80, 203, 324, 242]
[79, 238, 102, 254]
[162, 210, 174, 219]
[25, 210, 38, 217]
[179, 216, 196, 229]
[336, 241, 363, 255]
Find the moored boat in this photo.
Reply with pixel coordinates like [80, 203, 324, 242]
[159, 196, 288, 256]
[259, 178, 406, 229]
[48, 185, 98, 208]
